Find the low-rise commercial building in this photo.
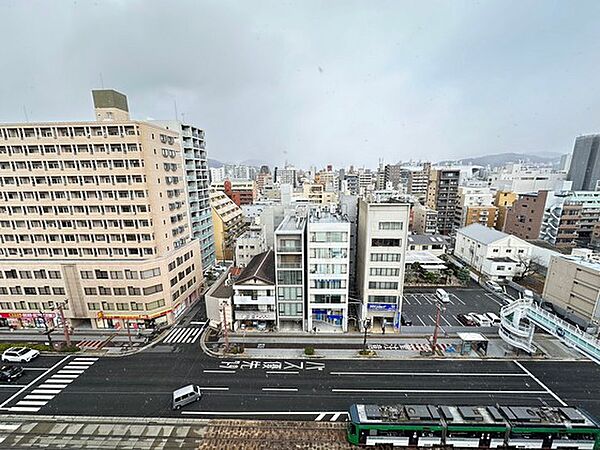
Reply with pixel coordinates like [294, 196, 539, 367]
[232, 250, 276, 331]
[454, 224, 532, 281]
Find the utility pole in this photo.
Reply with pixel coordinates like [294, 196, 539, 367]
[221, 302, 229, 352]
[58, 300, 71, 347]
[431, 302, 446, 354]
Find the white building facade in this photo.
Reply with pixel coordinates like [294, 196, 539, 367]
[455, 223, 533, 281]
[356, 199, 410, 331]
[306, 211, 350, 333]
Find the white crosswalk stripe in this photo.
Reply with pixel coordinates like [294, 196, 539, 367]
[6, 357, 98, 414]
[163, 327, 203, 344]
[314, 412, 347, 422]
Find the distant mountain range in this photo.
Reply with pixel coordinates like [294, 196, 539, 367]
[208, 158, 267, 168]
[439, 152, 565, 167]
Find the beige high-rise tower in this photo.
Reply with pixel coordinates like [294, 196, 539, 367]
[0, 90, 203, 330]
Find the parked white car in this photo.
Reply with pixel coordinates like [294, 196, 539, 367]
[1, 347, 40, 363]
[485, 280, 503, 293]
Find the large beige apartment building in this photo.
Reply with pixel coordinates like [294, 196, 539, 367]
[0, 90, 203, 330]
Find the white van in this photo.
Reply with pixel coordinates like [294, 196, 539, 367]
[172, 384, 201, 410]
[484, 312, 501, 326]
[469, 313, 492, 327]
[522, 289, 534, 300]
[435, 288, 450, 303]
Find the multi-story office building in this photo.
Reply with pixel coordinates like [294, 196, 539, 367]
[209, 190, 246, 261]
[540, 191, 600, 249]
[209, 166, 225, 183]
[455, 187, 497, 229]
[412, 203, 438, 234]
[306, 210, 350, 333]
[274, 214, 306, 331]
[356, 198, 410, 331]
[274, 165, 297, 187]
[235, 223, 267, 267]
[383, 164, 403, 190]
[503, 191, 551, 240]
[426, 168, 460, 235]
[221, 179, 256, 206]
[154, 121, 215, 271]
[494, 191, 518, 231]
[543, 253, 600, 326]
[567, 134, 600, 191]
[0, 90, 203, 330]
[406, 163, 431, 198]
[299, 183, 338, 204]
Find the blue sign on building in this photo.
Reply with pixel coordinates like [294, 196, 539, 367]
[367, 303, 397, 312]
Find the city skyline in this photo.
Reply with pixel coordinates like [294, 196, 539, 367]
[1, 1, 600, 167]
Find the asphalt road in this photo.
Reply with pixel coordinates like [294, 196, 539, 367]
[402, 287, 506, 327]
[1, 352, 598, 422]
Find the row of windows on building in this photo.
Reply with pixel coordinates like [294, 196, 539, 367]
[308, 264, 348, 274]
[0, 286, 66, 296]
[1, 204, 149, 217]
[0, 246, 155, 258]
[308, 248, 348, 259]
[0, 158, 144, 172]
[1, 189, 147, 202]
[309, 232, 348, 243]
[0, 234, 153, 246]
[0, 125, 139, 140]
[0, 174, 147, 187]
[0, 143, 140, 156]
[87, 298, 166, 312]
[171, 277, 197, 303]
[83, 284, 163, 296]
[0, 219, 151, 232]
[0, 301, 68, 311]
[1, 269, 62, 279]
[168, 250, 195, 272]
[369, 253, 402, 262]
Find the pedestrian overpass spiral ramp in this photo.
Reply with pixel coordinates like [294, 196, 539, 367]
[499, 298, 600, 364]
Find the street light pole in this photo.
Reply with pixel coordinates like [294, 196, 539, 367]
[39, 310, 52, 347]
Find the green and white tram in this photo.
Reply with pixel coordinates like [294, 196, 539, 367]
[347, 404, 600, 449]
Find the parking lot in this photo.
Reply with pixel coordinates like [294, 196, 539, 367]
[402, 287, 506, 327]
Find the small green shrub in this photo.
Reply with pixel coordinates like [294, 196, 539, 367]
[304, 346, 315, 356]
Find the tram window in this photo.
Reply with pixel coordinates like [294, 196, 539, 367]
[348, 424, 356, 435]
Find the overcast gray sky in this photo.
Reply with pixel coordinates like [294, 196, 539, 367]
[1, 0, 599, 168]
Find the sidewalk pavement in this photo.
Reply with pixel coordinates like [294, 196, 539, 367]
[213, 333, 584, 361]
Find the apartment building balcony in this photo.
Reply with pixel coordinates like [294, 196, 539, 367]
[233, 295, 275, 305]
[277, 245, 302, 253]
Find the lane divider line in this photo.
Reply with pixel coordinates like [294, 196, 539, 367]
[513, 360, 567, 407]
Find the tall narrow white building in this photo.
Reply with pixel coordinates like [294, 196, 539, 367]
[356, 198, 410, 331]
[306, 210, 350, 333]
